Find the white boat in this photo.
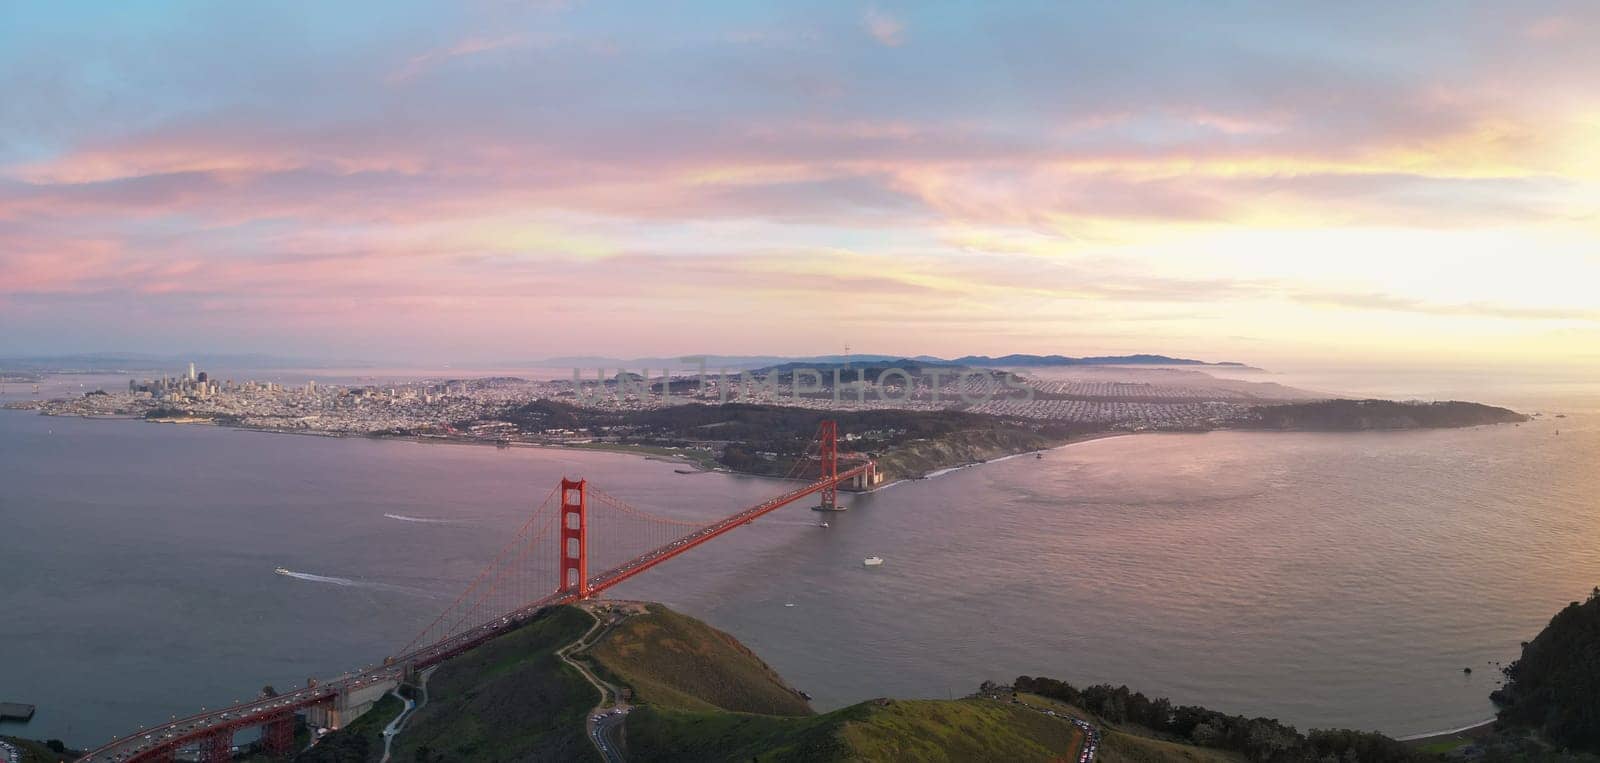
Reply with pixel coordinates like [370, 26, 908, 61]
[274, 567, 291, 576]
[863, 556, 884, 567]
[818, 521, 830, 528]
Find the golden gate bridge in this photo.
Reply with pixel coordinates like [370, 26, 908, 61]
[80, 421, 874, 763]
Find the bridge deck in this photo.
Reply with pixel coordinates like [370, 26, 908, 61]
[80, 465, 871, 762]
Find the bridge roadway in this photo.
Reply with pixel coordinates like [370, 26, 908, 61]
[582, 462, 871, 596]
[79, 465, 871, 763]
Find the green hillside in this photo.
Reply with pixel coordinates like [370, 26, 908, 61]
[1096, 732, 1242, 763]
[625, 698, 1085, 763]
[578, 603, 1088, 761]
[1492, 587, 1600, 752]
[386, 606, 600, 763]
[1011, 693, 1239, 763]
[587, 603, 812, 716]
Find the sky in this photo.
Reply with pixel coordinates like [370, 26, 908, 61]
[1, 1, 1598, 369]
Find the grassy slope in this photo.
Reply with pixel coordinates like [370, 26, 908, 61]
[301, 602, 1094, 763]
[387, 606, 600, 763]
[1015, 694, 1242, 763]
[589, 604, 1087, 762]
[626, 699, 1084, 763]
[587, 603, 812, 716]
[1097, 732, 1243, 763]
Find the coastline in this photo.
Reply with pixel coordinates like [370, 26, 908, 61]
[5, 407, 729, 470]
[11, 407, 1138, 482]
[1398, 718, 1495, 749]
[874, 431, 1139, 490]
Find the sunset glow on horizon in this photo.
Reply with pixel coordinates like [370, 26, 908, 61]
[2, 2, 1598, 368]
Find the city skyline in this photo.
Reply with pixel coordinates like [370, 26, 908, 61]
[3, 2, 1599, 369]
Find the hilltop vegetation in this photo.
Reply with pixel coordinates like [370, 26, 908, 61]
[393, 606, 598, 763]
[581, 603, 1085, 761]
[1245, 399, 1526, 431]
[1012, 676, 1425, 762]
[298, 596, 1600, 762]
[1491, 587, 1600, 753]
[582, 604, 1086, 762]
[624, 698, 1084, 763]
[587, 603, 812, 716]
[302, 601, 1089, 762]
[1007, 693, 1239, 763]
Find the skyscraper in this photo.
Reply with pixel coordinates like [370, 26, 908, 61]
[188, 362, 196, 381]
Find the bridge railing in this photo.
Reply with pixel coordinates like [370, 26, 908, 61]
[584, 463, 871, 597]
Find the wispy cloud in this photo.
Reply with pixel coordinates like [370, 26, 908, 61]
[390, 35, 524, 83]
[863, 7, 904, 47]
[1292, 291, 1600, 322]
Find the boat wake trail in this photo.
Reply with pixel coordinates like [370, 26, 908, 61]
[384, 513, 457, 524]
[275, 569, 441, 599]
[279, 570, 360, 586]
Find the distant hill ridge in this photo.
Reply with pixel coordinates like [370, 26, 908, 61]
[541, 352, 1253, 370]
[4, 351, 1253, 373]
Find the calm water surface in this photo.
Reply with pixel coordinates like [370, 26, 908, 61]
[1, 382, 1597, 745]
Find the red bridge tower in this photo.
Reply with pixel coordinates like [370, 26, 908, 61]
[559, 478, 589, 599]
[816, 420, 841, 511]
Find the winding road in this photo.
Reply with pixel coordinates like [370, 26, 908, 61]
[558, 604, 635, 763]
[377, 666, 435, 763]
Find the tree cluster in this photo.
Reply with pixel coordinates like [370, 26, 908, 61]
[1491, 587, 1600, 753]
[1011, 676, 1423, 762]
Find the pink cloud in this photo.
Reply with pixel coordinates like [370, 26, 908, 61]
[863, 7, 904, 47]
[1522, 15, 1573, 40]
